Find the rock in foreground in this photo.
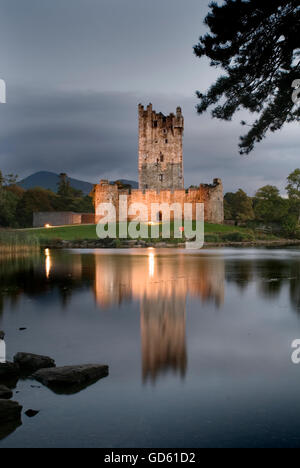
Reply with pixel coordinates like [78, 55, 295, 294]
[0, 400, 22, 423]
[0, 362, 20, 388]
[0, 362, 20, 381]
[14, 352, 56, 372]
[0, 419, 22, 441]
[33, 364, 109, 394]
[0, 385, 13, 399]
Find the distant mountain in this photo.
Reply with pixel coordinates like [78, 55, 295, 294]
[18, 171, 138, 195]
[18, 171, 94, 195]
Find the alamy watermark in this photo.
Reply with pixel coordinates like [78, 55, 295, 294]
[291, 340, 300, 364]
[0, 338, 6, 363]
[96, 196, 205, 249]
[0, 78, 6, 104]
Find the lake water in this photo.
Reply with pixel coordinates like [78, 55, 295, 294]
[1, 248, 300, 448]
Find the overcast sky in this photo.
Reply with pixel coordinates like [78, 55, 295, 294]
[0, 0, 298, 194]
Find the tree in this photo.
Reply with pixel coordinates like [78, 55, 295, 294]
[224, 199, 233, 220]
[70, 195, 94, 213]
[0, 171, 18, 188]
[57, 173, 83, 198]
[224, 189, 254, 221]
[5, 184, 25, 199]
[281, 214, 299, 237]
[0, 171, 20, 227]
[57, 173, 71, 198]
[16, 188, 57, 227]
[194, 0, 300, 154]
[286, 168, 300, 220]
[54, 193, 93, 213]
[0, 190, 19, 227]
[254, 185, 288, 224]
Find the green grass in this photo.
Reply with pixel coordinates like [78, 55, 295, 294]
[25, 224, 99, 241]
[21, 222, 258, 243]
[204, 223, 250, 234]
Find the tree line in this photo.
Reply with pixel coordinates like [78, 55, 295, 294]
[2, 168, 300, 236]
[224, 169, 300, 237]
[0, 172, 93, 228]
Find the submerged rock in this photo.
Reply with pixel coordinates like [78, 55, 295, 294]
[0, 400, 22, 424]
[0, 385, 13, 399]
[33, 364, 109, 394]
[25, 409, 40, 418]
[14, 353, 56, 372]
[0, 331, 5, 340]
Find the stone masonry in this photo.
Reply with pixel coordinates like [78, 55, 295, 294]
[92, 104, 224, 224]
[138, 104, 184, 191]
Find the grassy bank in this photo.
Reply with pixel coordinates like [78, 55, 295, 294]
[0, 230, 40, 254]
[22, 223, 277, 244]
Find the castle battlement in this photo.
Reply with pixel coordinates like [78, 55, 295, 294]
[138, 104, 184, 131]
[138, 104, 184, 191]
[93, 178, 224, 224]
[92, 104, 224, 225]
[97, 178, 222, 197]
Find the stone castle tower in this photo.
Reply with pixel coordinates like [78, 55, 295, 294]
[138, 104, 184, 191]
[92, 103, 224, 225]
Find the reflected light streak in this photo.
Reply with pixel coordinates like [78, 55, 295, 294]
[148, 251, 155, 278]
[45, 249, 51, 279]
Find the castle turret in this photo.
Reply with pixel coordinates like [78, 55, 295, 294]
[138, 104, 184, 191]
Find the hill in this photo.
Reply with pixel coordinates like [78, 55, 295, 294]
[18, 171, 138, 195]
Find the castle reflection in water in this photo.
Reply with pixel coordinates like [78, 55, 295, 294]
[0, 249, 225, 383]
[4, 248, 300, 384]
[2, 249, 300, 388]
[40, 249, 225, 382]
[93, 250, 225, 383]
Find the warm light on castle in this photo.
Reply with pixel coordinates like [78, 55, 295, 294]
[92, 104, 224, 225]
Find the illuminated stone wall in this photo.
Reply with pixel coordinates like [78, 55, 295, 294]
[93, 178, 224, 224]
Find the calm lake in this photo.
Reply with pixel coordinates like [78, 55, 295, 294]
[1, 248, 300, 448]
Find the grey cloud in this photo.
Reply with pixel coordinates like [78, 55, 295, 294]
[0, 0, 298, 194]
[0, 87, 299, 194]
[0, 88, 139, 181]
[0, 0, 213, 94]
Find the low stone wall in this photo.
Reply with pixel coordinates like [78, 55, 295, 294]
[33, 212, 93, 228]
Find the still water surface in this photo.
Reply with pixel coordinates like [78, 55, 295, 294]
[1, 248, 300, 448]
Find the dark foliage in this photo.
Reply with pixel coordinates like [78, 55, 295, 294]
[194, 0, 300, 154]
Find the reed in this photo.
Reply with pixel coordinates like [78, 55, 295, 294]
[0, 230, 40, 254]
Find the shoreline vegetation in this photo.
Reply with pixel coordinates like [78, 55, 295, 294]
[0, 231, 40, 255]
[16, 223, 300, 249]
[1, 223, 299, 252]
[36, 238, 300, 249]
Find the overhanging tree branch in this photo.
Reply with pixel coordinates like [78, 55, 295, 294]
[194, 0, 300, 154]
